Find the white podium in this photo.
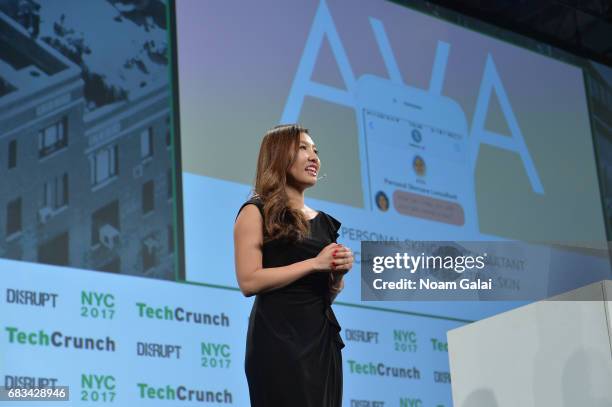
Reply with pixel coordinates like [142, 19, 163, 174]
[448, 280, 612, 407]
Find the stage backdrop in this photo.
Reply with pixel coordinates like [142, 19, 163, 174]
[173, 0, 611, 405]
[0, 0, 610, 406]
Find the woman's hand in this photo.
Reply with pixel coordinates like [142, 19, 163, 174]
[330, 244, 353, 274]
[311, 243, 341, 272]
[311, 243, 354, 273]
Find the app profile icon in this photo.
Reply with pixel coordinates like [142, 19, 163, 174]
[413, 155, 426, 176]
[375, 191, 389, 212]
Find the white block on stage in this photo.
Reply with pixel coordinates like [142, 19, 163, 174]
[448, 280, 612, 407]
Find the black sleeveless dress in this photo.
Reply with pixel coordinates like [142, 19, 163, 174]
[236, 198, 345, 407]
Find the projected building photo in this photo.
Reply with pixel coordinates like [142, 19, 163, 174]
[0, 0, 175, 280]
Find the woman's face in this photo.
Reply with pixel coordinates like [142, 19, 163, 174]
[287, 132, 320, 190]
[377, 194, 388, 211]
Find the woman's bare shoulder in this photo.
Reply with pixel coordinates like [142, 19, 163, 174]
[235, 203, 263, 225]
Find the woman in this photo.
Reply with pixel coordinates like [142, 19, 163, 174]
[234, 124, 353, 406]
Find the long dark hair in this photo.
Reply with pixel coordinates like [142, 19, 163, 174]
[253, 124, 311, 242]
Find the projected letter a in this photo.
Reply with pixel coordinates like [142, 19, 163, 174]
[281, 0, 355, 123]
[471, 54, 544, 194]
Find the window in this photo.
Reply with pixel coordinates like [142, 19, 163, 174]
[168, 225, 174, 254]
[37, 232, 69, 266]
[39, 117, 68, 158]
[91, 201, 119, 246]
[100, 257, 120, 273]
[167, 169, 172, 199]
[90, 145, 119, 186]
[6, 198, 22, 236]
[140, 127, 153, 159]
[142, 236, 159, 272]
[165, 116, 171, 147]
[42, 173, 69, 210]
[8, 140, 16, 169]
[142, 180, 154, 214]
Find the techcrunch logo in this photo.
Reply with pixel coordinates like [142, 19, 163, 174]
[137, 383, 232, 403]
[136, 303, 229, 327]
[431, 338, 448, 352]
[81, 374, 115, 402]
[81, 291, 115, 320]
[347, 360, 420, 379]
[6, 289, 58, 308]
[5, 327, 115, 352]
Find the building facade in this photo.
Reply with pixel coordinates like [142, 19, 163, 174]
[0, 10, 174, 280]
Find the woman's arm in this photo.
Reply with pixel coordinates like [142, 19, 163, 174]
[234, 204, 338, 297]
[329, 274, 345, 303]
[328, 245, 353, 303]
